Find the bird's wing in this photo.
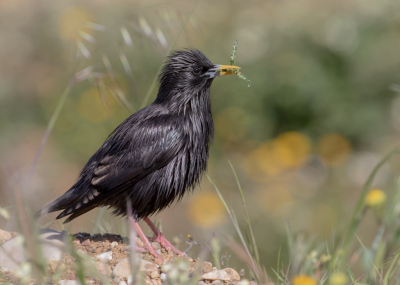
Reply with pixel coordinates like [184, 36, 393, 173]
[39, 116, 186, 222]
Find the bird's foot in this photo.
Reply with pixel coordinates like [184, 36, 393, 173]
[146, 245, 163, 261]
[129, 216, 164, 261]
[148, 234, 187, 257]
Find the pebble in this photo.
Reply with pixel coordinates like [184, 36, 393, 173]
[112, 258, 159, 278]
[145, 277, 161, 285]
[201, 268, 240, 281]
[119, 282, 127, 285]
[81, 239, 91, 246]
[160, 273, 167, 281]
[200, 261, 213, 275]
[95, 261, 112, 277]
[0, 228, 67, 272]
[48, 261, 66, 273]
[59, 281, 80, 285]
[111, 241, 119, 248]
[135, 237, 144, 247]
[96, 251, 113, 263]
[151, 242, 161, 250]
[150, 271, 159, 279]
[0, 229, 15, 245]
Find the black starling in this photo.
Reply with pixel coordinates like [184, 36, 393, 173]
[37, 49, 240, 259]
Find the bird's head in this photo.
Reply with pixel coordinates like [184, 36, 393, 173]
[156, 48, 240, 106]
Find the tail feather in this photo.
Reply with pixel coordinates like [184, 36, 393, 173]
[60, 204, 98, 223]
[35, 187, 82, 218]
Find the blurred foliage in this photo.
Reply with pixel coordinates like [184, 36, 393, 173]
[1, 0, 400, 280]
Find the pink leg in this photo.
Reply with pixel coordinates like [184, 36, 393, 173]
[133, 246, 146, 253]
[143, 217, 186, 257]
[129, 216, 163, 261]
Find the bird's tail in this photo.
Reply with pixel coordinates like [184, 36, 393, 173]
[35, 187, 80, 218]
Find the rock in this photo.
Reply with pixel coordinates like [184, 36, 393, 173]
[212, 281, 223, 285]
[59, 281, 80, 285]
[200, 261, 213, 275]
[150, 270, 160, 279]
[96, 251, 113, 263]
[112, 258, 159, 278]
[119, 282, 127, 285]
[201, 268, 240, 282]
[237, 280, 250, 285]
[81, 239, 91, 246]
[160, 273, 167, 281]
[223, 268, 241, 281]
[48, 260, 66, 273]
[151, 242, 161, 250]
[0, 228, 67, 272]
[135, 237, 144, 247]
[145, 277, 162, 285]
[140, 259, 159, 272]
[111, 241, 119, 248]
[95, 261, 112, 277]
[112, 258, 132, 277]
[0, 229, 16, 245]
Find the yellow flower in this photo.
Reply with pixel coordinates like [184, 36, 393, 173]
[275, 131, 312, 168]
[243, 131, 312, 180]
[188, 191, 225, 229]
[365, 189, 386, 207]
[292, 275, 317, 285]
[329, 272, 348, 285]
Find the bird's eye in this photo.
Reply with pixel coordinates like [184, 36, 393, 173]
[193, 67, 201, 75]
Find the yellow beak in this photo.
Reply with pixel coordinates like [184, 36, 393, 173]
[204, 64, 241, 78]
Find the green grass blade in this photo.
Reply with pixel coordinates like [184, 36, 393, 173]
[228, 161, 260, 264]
[384, 252, 400, 285]
[341, 147, 400, 259]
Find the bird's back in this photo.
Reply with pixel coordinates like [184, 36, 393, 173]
[37, 99, 213, 222]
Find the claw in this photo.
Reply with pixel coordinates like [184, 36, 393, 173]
[143, 217, 186, 257]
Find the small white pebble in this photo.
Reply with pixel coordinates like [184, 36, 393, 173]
[127, 275, 133, 284]
[160, 273, 167, 281]
[96, 251, 113, 263]
[156, 249, 161, 254]
[119, 282, 127, 285]
[58, 281, 80, 285]
[114, 277, 120, 283]
[111, 241, 118, 248]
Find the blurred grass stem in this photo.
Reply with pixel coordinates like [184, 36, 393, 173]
[25, 80, 74, 187]
[140, 0, 200, 108]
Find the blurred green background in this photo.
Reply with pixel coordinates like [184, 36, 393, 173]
[1, 0, 400, 274]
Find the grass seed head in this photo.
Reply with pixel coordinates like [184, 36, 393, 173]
[229, 40, 250, 87]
